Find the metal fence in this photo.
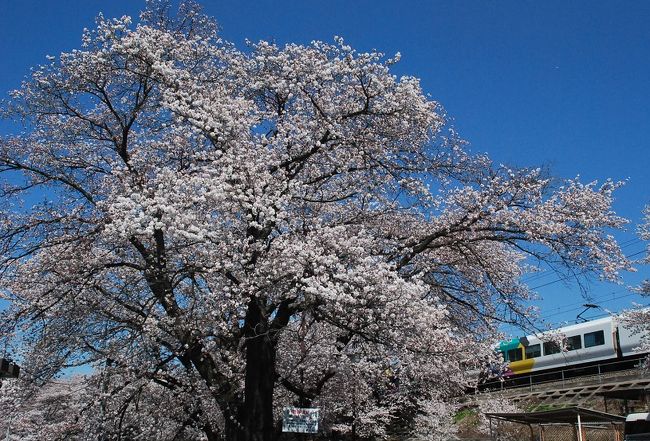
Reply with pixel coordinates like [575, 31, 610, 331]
[490, 421, 624, 441]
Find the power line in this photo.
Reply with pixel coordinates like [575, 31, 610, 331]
[499, 288, 648, 335]
[520, 238, 643, 285]
[530, 249, 646, 290]
[497, 243, 649, 335]
[542, 290, 640, 320]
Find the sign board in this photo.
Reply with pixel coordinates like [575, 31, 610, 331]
[282, 407, 319, 433]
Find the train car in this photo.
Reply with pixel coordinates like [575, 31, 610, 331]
[492, 314, 647, 386]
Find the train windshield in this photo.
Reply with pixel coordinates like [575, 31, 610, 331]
[506, 348, 523, 362]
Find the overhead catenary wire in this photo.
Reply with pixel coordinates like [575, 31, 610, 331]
[529, 249, 646, 291]
[499, 288, 648, 335]
[520, 238, 643, 285]
[498, 242, 650, 335]
[542, 289, 641, 320]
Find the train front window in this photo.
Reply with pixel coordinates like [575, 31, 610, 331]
[584, 330, 605, 348]
[506, 348, 523, 362]
[543, 341, 561, 355]
[567, 335, 582, 351]
[525, 344, 541, 359]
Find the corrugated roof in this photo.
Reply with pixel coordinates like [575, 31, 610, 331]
[485, 407, 625, 425]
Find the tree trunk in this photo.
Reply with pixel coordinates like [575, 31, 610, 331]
[236, 299, 277, 441]
[224, 406, 243, 441]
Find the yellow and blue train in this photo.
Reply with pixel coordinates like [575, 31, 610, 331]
[490, 315, 646, 386]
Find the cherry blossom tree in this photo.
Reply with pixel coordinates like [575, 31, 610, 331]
[620, 305, 650, 369]
[0, 1, 630, 440]
[0, 377, 89, 440]
[619, 206, 650, 366]
[636, 206, 650, 297]
[0, 375, 207, 440]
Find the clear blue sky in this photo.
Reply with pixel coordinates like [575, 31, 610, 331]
[1, 0, 649, 334]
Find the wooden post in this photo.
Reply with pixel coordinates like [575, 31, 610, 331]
[613, 423, 621, 441]
[539, 424, 545, 441]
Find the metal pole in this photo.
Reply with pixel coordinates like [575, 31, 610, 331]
[489, 417, 494, 440]
[598, 363, 602, 382]
[577, 413, 583, 441]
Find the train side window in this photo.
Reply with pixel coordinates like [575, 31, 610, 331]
[525, 344, 541, 359]
[584, 330, 605, 348]
[543, 341, 561, 355]
[507, 348, 523, 362]
[567, 335, 582, 351]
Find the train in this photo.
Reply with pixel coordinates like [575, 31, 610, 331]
[482, 314, 648, 388]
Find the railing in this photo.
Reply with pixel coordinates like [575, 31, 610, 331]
[479, 356, 648, 393]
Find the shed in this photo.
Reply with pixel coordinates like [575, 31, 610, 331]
[485, 406, 625, 441]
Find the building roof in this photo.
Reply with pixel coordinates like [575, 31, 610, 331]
[485, 407, 626, 425]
